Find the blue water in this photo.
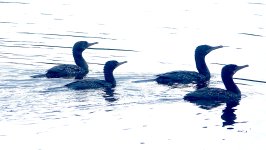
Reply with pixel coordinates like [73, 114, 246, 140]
[1, 0, 266, 149]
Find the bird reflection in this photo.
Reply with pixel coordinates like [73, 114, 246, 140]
[185, 97, 224, 110]
[186, 99, 240, 128]
[221, 100, 239, 127]
[102, 88, 118, 102]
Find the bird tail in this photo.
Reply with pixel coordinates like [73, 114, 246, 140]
[132, 79, 156, 83]
[43, 86, 67, 93]
[31, 74, 46, 78]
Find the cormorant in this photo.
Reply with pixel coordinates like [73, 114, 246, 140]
[156, 45, 224, 86]
[65, 60, 127, 90]
[33, 41, 98, 79]
[184, 64, 248, 101]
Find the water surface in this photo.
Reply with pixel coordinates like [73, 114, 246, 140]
[0, 0, 266, 149]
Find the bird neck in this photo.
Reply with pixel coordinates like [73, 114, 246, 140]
[75, 69, 88, 79]
[73, 50, 88, 71]
[104, 70, 116, 87]
[195, 55, 210, 80]
[222, 73, 241, 95]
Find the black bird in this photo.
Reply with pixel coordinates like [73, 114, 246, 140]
[32, 41, 98, 79]
[65, 60, 127, 90]
[156, 45, 224, 86]
[184, 64, 248, 101]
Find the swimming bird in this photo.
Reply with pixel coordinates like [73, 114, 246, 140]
[156, 45, 224, 86]
[33, 41, 98, 79]
[65, 60, 127, 90]
[184, 64, 248, 101]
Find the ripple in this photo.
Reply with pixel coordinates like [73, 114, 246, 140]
[0, 39, 138, 52]
[248, 2, 266, 5]
[0, 1, 29, 4]
[238, 32, 264, 37]
[17, 32, 118, 40]
[0, 21, 18, 24]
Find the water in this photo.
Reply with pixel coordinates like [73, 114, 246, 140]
[0, 0, 266, 149]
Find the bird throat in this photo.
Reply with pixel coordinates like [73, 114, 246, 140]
[195, 56, 210, 80]
[73, 52, 88, 71]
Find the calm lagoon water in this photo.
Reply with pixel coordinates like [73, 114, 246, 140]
[0, 0, 266, 149]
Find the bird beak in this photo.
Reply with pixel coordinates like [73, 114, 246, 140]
[88, 42, 98, 47]
[236, 65, 249, 72]
[118, 61, 127, 66]
[210, 45, 224, 51]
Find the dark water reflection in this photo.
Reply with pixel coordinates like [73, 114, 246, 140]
[103, 88, 118, 102]
[221, 101, 239, 127]
[187, 97, 246, 129]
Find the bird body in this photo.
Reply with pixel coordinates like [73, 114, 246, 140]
[184, 64, 248, 101]
[65, 60, 127, 90]
[156, 45, 224, 85]
[156, 70, 207, 84]
[65, 79, 113, 90]
[184, 88, 240, 101]
[46, 64, 87, 78]
[32, 41, 98, 79]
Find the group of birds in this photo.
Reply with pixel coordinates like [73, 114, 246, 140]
[33, 41, 248, 102]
